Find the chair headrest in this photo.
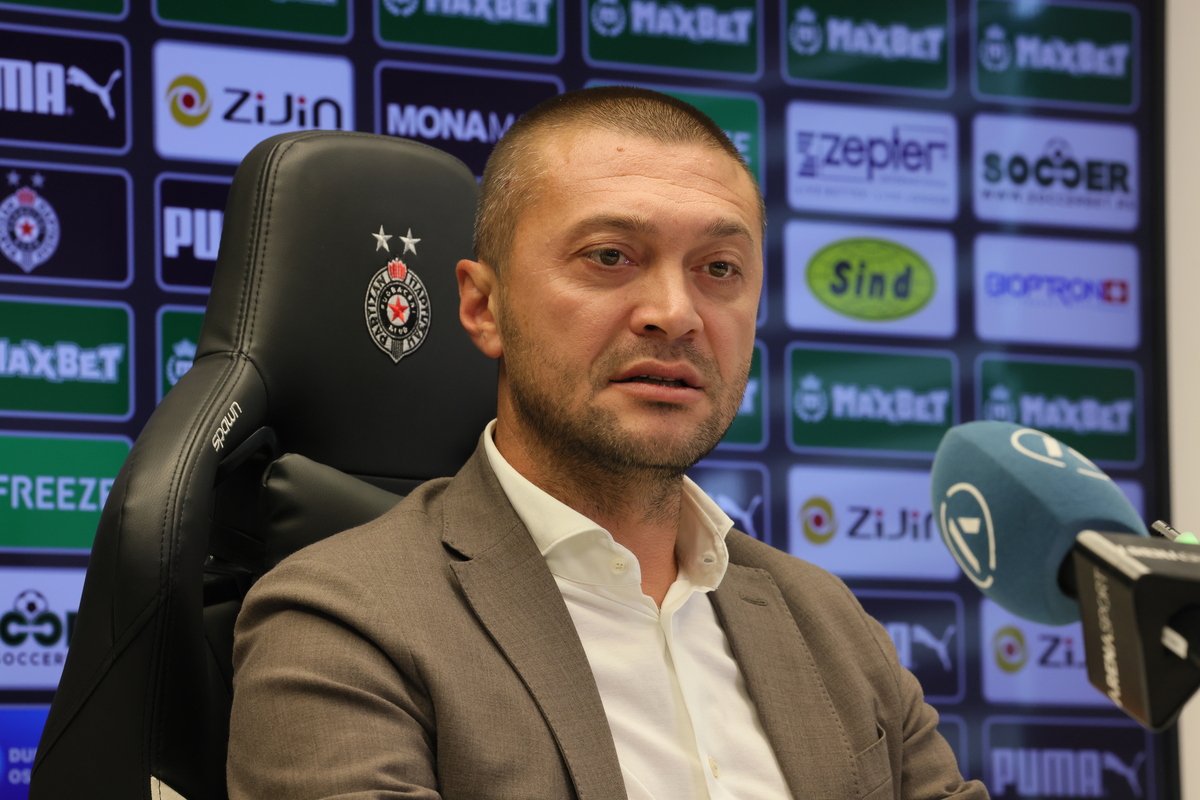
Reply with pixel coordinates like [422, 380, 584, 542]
[199, 131, 497, 481]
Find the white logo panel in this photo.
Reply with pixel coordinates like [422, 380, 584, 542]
[975, 234, 1139, 350]
[787, 464, 959, 581]
[973, 114, 1138, 230]
[154, 40, 354, 165]
[981, 599, 1110, 707]
[0, 567, 85, 691]
[786, 101, 958, 221]
[785, 220, 956, 338]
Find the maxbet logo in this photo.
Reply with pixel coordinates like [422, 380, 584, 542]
[0, 296, 132, 421]
[0, 24, 130, 154]
[974, 0, 1138, 110]
[154, 40, 353, 165]
[378, 0, 562, 61]
[586, 0, 761, 79]
[782, 0, 951, 95]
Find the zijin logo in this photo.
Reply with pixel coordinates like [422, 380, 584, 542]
[166, 75, 210, 127]
[154, 41, 353, 165]
[800, 496, 836, 544]
[993, 625, 1027, 673]
[787, 5, 945, 62]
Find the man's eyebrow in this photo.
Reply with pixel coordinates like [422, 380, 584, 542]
[566, 214, 658, 240]
[705, 219, 756, 245]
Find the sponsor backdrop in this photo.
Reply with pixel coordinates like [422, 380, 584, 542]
[0, 0, 1170, 796]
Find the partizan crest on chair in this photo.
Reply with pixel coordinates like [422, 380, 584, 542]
[363, 225, 431, 364]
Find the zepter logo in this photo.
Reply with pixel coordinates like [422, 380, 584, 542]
[1009, 426, 1110, 480]
[939, 482, 996, 589]
[799, 496, 836, 544]
[166, 75, 211, 127]
[992, 624, 1027, 674]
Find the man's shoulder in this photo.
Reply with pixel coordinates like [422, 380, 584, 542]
[725, 530, 852, 594]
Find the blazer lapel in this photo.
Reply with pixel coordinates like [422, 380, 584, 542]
[711, 564, 857, 800]
[442, 446, 626, 800]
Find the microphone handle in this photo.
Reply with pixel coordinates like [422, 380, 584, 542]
[1164, 606, 1200, 671]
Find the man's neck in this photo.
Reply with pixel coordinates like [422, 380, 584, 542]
[494, 420, 684, 606]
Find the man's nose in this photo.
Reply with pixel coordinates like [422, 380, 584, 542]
[629, 265, 703, 340]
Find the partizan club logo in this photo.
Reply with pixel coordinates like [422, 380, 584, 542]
[0, 172, 59, 273]
[363, 226, 430, 364]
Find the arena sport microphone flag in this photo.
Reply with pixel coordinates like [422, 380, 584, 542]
[930, 420, 1147, 625]
[932, 420, 1200, 731]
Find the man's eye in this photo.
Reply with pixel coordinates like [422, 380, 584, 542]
[590, 249, 625, 267]
[705, 261, 735, 278]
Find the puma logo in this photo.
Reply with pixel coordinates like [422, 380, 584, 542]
[912, 623, 956, 672]
[716, 493, 762, 540]
[1102, 751, 1145, 798]
[66, 66, 121, 120]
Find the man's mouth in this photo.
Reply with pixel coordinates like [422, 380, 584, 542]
[620, 374, 692, 388]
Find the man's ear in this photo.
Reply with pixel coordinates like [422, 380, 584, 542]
[457, 258, 503, 359]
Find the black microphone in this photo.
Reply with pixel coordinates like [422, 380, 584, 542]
[931, 420, 1200, 730]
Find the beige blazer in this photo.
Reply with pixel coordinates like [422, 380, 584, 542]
[227, 444, 989, 800]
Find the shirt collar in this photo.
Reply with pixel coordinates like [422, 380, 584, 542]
[481, 420, 732, 591]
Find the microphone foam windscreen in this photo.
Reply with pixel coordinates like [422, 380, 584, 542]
[930, 421, 1147, 625]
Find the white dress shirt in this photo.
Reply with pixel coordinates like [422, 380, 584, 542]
[483, 421, 792, 800]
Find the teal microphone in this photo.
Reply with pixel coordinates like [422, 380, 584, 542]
[930, 420, 1148, 626]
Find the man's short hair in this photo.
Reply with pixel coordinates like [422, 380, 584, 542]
[474, 85, 766, 273]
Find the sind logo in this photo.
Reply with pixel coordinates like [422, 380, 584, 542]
[806, 238, 934, 321]
[166, 75, 210, 127]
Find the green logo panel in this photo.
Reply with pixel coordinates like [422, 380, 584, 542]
[158, 307, 205, 403]
[0, 296, 132, 421]
[787, 344, 956, 456]
[783, 0, 951, 94]
[978, 356, 1140, 464]
[975, 0, 1137, 109]
[378, 0, 561, 60]
[155, 0, 349, 38]
[0, 432, 128, 550]
[720, 342, 765, 449]
[586, 0, 761, 78]
[0, 0, 123, 15]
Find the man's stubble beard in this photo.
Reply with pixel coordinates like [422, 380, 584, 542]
[498, 308, 750, 486]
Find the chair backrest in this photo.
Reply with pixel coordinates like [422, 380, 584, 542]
[30, 131, 497, 800]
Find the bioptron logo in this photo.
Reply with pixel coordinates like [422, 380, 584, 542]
[786, 101, 957, 221]
[785, 220, 954, 338]
[154, 40, 353, 164]
[975, 235, 1139, 350]
[788, 465, 960, 581]
[974, 114, 1138, 231]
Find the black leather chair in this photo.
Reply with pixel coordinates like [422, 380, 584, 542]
[29, 131, 497, 800]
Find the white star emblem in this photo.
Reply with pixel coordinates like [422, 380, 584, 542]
[372, 225, 393, 252]
[30, 173, 44, 189]
[399, 228, 421, 256]
[5, 170, 18, 187]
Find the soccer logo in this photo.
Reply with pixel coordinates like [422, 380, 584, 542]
[364, 226, 431, 364]
[0, 173, 60, 273]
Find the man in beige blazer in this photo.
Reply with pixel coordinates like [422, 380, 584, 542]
[227, 87, 988, 800]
